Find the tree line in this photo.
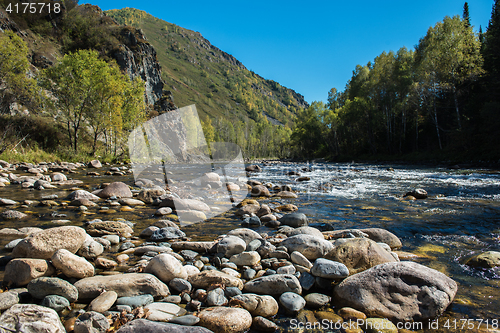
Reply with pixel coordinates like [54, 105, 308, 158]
[291, 2, 500, 162]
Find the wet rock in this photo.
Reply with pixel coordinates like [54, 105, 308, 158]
[41, 295, 70, 312]
[86, 221, 134, 236]
[466, 251, 500, 268]
[170, 241, 215, 253]
[27, 277, 79, 302]
[251, 185, 271, 197]
[74, 273, 170, 299]
[338, 307, 367, 320]
[256, 204, 272, 217]
[231, 293, 279, 317]
[95, 257, 118, 269]
[217, 235, 246, 257]
[279, 292, 305, 314]
[0, 291, 19, 311]
[363, 318, 398, 333]
[117, 294, 154, 309]
[4, 258, 56, 286]
[359, 228, 402, 249]
[176, 210, 207, 222]
[155, 207, 173, 216]
[144, 302, 186, 321]
[280, 234, 333, 260]
[246, 165, 262, 172]
[304, 293, 331, 308]
[243, 274, 301, 295]
[0, 198, 18, 205]
[74, 311, 110, 333]
[278, 213, 308, 228]
[0, 210, 28, 220]
[169, 315, 200, 326]
[274, 191, 298, 198]
[97, 182, 133, 199]
[311, 258, 349, 279]
[159, 197, 210, 212]
[252, 316, 279, 332]
[70, 198, 98, 207]
[150, 227, 186, 241]
[12, 226, 87, 259]
[334, 261, 458, 321]
[66, 190, 101, 201]
[51, 249, 95, 279]
[119, 198, 146, 206]
[144, 253, 188, 283]
[88, 291, 118, 313]
[198, 306, 252, 333]
[137, 188, 167, 204]
[188, 270, 244, 290]
[0, 304, 65, 333]
[325, 238, 397, 275]
[235, 203, 260, 216]
[114, 319, 213, 333]
[404, 188, 427, 199]
[89, 160, 102, 168]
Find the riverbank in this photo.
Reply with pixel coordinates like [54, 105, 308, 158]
[0, 160, 499, 332]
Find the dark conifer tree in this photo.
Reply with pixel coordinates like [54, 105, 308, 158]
[463, 2, 471, 28]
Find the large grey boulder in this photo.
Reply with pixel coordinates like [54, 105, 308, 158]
[243, 274, 302, 296]
[334, 261, 458, 321]
[27, 277, 79, 302]
[74, 273, 170, 300]
[278, 213, 308, 228]
[0, 304, 65, 333]
[97, 182, 133, 198]
[12, 226, 87, 259]
[144, 253, 188, 283]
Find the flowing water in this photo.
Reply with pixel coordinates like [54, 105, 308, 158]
[0, 162, 499, 332]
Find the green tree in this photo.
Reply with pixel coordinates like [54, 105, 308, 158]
[43, 49, 145, 154]
[0, 31, 40, 114]
[463, 2, 471, 28]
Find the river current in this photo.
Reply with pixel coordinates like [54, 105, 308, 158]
[0, 161, 499, 331]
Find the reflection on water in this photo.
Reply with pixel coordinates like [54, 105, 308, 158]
[0, 162, 499, 330]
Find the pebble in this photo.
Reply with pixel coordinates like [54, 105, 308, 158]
[168, 314, 200, 326]
[88, 291, 118, 313]
[41, 294, 70, 312]
[304, 292, 331, 308]
[279, 292, 306, 314]
[206, 287, 227, 306]
[116, 294, 154, 309]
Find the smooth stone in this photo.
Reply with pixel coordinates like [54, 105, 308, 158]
[114, 319, 213, 333]
[298, 272, 315, 291]
[12, 226, 87, 259]
[144, 302, 186, 321]
[0, 210, 28, 220]
[183, 265, 200, 277]
[86, 221, 134, 236]
[338, 307, 367, 320]
[117, 294, 154, 309]
[77, 237, 104, 260]
[243, 274, 302, 295]
[278, 213, 308, 228]
[27, 277, 79, 302]
[102, 235, 120, 244]
[0, 291, 19, 311]
[291, 251, 313, 269]
[41, 295, 70, 312]
[252, 316, 279, 332]
[0, 304, 66, 333]
[231, 293, 279, 317]
[206, 287, 227, 306]
[95, 257, 118, 269]
[51, 249, 95, 279]
[247, 239, 262, 252]
[66, 190, 100, 201]
[466, 251, 500, 268]
[334, 261, 458, 321]
[217, 235, 246, 257]
[74, 311, 110, 333]
[168, 278, 192, 293]
[119, 198, 145, 206]
[155, 207, 173, 216]
[250, 185, 271, 197]
[74, 273, 170, 299]
[360, 228, 403, 249]
[198, 306, 252, 333]
[325, 238, 398, 275]
[144, 253, 188, 283]
[276, 265, 296, 274]
[168, 314, 200, 326]
[137, 188, 167, 204]
[224, 287, 242, 298]
[4, 258, 56, 286]
[227, 228, 263, 245]
[170, 241, 215, 252]
[279, 292, 306, 314]
[188, 270, 244, 290]
[242, 268, 256, 280]
[97, 182, 132, 199]
[304, 293, 331, 308]
[140, 226, 159, 238]
[88, 291, 118, 313]
[280, 234, 333, 260]
[311, 258, 349, 279]
[363, 318, 398, 333]
[229, 251, 261, 266]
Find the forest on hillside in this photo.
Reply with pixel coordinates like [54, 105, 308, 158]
[291, 2, 500, 163]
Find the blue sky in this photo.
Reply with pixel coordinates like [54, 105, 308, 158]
[85, 0, 493, 104]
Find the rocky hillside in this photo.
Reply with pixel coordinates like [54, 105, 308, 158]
[105, 8, 308, 126]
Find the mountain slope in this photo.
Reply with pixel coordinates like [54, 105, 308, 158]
[105, 8, 308, 127]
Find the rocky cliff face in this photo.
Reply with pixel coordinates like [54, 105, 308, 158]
[112, 27, 165, 107]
